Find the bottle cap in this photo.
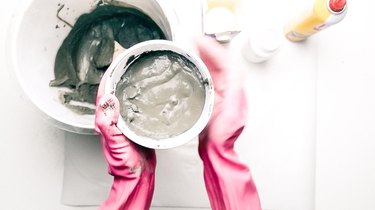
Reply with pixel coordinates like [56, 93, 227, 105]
[329, 0, 346, 13]
[258, 29, 282, 53]
[242, 29, 283, 63]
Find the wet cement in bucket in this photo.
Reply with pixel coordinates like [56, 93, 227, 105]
[50, 4, 166, 115]
[115, 51, 206, 140]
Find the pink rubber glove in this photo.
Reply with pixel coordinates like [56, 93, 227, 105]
[95, 70, 156, 210]
[197, 37, 262, 210]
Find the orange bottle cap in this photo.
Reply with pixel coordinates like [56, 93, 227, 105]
[329, 0, 346, 12]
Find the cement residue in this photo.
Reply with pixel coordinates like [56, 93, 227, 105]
[50, 4, 166, 115]
[116, 51, 206, 139]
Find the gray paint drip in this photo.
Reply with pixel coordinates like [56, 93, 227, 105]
[116, 51, 206, 140]
[50, 4, 166, 115]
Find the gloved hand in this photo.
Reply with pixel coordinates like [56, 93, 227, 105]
[95, 70, 156, 210]
[197, 37, 262, 210]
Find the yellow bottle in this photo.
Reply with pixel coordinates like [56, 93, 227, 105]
[284, 0, 347, 42]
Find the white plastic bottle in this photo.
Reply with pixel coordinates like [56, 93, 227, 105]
[242, 29, 283, 63]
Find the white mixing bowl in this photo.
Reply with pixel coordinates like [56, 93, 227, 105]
[105, 40, 214, 149]
[7, 0, 178, 134]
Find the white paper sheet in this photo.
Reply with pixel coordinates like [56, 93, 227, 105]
[62, 133, 210, 208]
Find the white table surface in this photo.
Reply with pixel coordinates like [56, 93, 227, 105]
[1, 0, 375, 210]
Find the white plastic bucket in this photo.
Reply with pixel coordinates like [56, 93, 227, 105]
[8, 0, 178, 134]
